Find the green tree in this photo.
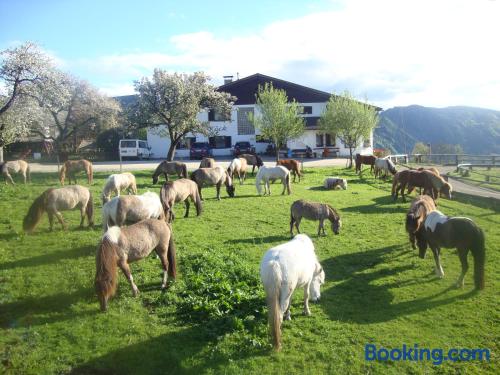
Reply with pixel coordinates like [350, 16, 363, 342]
[128, 70, 235, 161]
[249, 83, 305, 161]
[412, 142, 430, 155]
[319, 91, 378, 168]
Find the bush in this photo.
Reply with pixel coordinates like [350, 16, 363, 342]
[96, 128, 121, 160]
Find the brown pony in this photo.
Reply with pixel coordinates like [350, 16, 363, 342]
[355, 154, 376, 174]
[2, 160, 30, 184]
[23, 185, 94, 232]
[199, 157, 216, 168]
[405, 195, 436, 249]
[160, 179, 202, 222]
[392, 170, 452, 202]
[239, 153, 264, 175]
[95, 219, 176, 311]
[277, 159, 302, 182]
[407, 167, 441, 194]
[59, 159, 93, 185]
[290, 199, 341, 236]
[152, 161, 188, 184]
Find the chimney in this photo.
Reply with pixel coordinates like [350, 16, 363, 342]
[223, 75, 233, 85]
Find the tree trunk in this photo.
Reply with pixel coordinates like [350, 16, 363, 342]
[0, 146, 3, 163]
[348, 147, 354, 168]
[275, 148, 280, 162]
[167, 143, 177, 161]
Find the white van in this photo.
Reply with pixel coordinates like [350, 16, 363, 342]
[119, 139, 152, 159]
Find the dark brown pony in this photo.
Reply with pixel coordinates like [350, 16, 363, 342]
[355, 154, 376, 174]
[59, 159, 93, 185]
[392, 170, 452, 202]
[415, 211, 485, 290]
[277, 159, 302, 182]
[405, 195, 436, 249]
[239, 153, 264, 175]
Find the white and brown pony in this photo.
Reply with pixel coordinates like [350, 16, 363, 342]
[23, 185, 94, 232]
[199, 157, 216, 168]
[415, 211, 485, 290]
[101, 192, 165, 230]
[323, 177, 347, 190]
[59, 159, 93, 185]
[101, 172, 137, 204]
[374, 157, 397, 179]
[227, 157, 248, 185]
[405, 195, 436, 249]
[290, 199, 341, 236]
[239, 153, 264, 175]
[276, 159, 302, 183]
[255, 166, 291, 196]
[260, 234, 325, 350]
[1, 160, 30, 184]
[190, 166, 235, 200]
[152, 161, 188, 184]
[160, 179, 202, 222]
[95, 219, 177, 311]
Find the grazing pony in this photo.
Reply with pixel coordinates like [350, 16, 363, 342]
[160, 179, 202, 222]
[355, 154, 376, 174]
[59, 159, 93, 185]
[374, 158, 397, 179]
[392, 170, 452, 202]
[95, 219, 177, 311]
[101, 172, 137, 204]
[190, 166, 235, 200]
[415, 211, 485, 290]
[152, 161, 188, 184]
[1, 160, 30, 184]
[227, 157, 248, 185]
[101, 192, 164, 230]
[239, 153, 264, 175]
[276, 159, 302, 183]
[260, 234, 325, 350]
[23, 185, 94, 233]
[405, 195, 436, 249]
[323, 177, 347, 190]
[407, 167, 442, 194]
[255, 166, 291, 196]
[290, 199, 342, 236]
[199, 157, 216, 168]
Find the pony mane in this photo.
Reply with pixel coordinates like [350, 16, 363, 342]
[326, 204, 340, 220]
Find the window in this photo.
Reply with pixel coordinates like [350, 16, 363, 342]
[178, 137, 196, 149]
[208, 109, 230, 121]
[316, 134, 324, 147]
[237, 107, 255, 135]
[300, 106, 313, 115]
[120, 140, 137, 148]
[363, 139, 371, 148]
[325, 134, 335, 147]
[139, 141, 148, 148]
[209, 136, 232, 149]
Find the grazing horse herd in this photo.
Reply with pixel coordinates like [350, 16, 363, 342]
[3, 151, 486, 351]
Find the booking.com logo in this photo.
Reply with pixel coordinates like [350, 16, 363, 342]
[365, 344, 491, 365]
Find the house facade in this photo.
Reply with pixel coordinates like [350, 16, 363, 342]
[147, 73, 379, 159]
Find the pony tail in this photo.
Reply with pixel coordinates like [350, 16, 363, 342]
[95, 237, 119, 311]
[167, 231, 177, 278]
[286, 173, 291, 195]
[255, 169, 262, 195]
[194, 188, 203, 216]
[27, 165, 31, 183]
[472, 227, 486, 290]
[86, 190, 94, 227]
[264, 261, 282, 350]
[391, 174, 398, 199]
[182, 164, 187, 179]
[23, 189, 52, 233]
[59, 164, 66, 185]
[88, 164, 94, 185]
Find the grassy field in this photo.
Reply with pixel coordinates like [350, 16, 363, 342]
[449, 168, 500, 192]
[0, 167, 498, 374]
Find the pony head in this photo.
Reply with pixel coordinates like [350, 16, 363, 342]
[387, 159, 397, 175]
[152, 175, 159, 184]
[309, 262, 325, 302]
[440, 183, 452, 199]
[331, 218, 341, 235]
[256, 155, 264, 167]
[226, 184, 235, 197]
[102, 193, 111, 205]
[417, 231, 429, 259]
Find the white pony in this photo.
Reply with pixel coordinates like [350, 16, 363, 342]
[260, 234, 325, 350]
[374, 157, 397, 179]
[255, 165, 291, 195]
[101, 172, 137, 204]
[101, 191, 164, 230]
[323, 177, 347, 190]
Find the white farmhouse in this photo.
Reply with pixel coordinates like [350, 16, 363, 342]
[145, 73, 380, 159]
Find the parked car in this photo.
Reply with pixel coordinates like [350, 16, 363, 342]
[232, 141, 255, 156]
[190, 142, 213, 160]
[119, 139, 152, 160]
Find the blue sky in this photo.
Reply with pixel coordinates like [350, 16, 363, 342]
[2, 0, 500, 110]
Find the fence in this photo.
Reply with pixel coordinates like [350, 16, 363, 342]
[390, 154, 499, 166]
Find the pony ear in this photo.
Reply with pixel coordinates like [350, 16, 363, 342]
[315, 262, 323, 275]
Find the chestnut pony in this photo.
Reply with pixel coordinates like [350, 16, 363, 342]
[277, 159, 302, 182]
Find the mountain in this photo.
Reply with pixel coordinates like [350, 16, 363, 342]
[374, 105, 500, 154]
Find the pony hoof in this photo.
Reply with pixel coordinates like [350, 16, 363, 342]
[303, 310, 311, 316]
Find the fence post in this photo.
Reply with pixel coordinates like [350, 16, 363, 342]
[120, 154, 123, 173]
[455, 155, 459, 166]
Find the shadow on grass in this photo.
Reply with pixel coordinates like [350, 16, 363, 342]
[321, 245, 478, 324]
[342, 195, 405, 214]
[452, 192, 500, 212]
[0, 245, 94, 271]
[225, 234, 290, 245]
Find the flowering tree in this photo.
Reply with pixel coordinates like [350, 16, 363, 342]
[319, 90, 379, 167]
[0, 42, 53, 162]
[129, 70, 235, 160]
[249, 83, 305, 161]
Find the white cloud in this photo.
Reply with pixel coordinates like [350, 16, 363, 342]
[71, 0, 500, 110]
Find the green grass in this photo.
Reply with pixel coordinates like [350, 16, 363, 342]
[449, 168, 500, 192]
[0, 168, 498, 374]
